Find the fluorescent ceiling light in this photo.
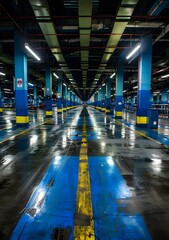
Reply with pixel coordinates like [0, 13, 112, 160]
[0, 72, 5, 76]
[53, 73, 59, 79]
[126, 43, 141, 60]
[161, 74, 169, 78]
[102, 83, 105, 86]
[123, 90, 126, 92]
[110, 73, 115, 78]
[24, 43, 41, 61]
[28, 83, 34, 86]
[133, 86, 138, 89]
[63, 83, 66, 86]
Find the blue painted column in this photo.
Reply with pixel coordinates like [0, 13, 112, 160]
[136, 34, 152, 127]
[63, 84, 67, 112]
[33, 84, 37, 109]
[161, 89, 167, 104]
[72, 93, 75, 108]
[95, 92, 98, 108]
[0, 86, 3, 113]
[45, 67, 53, 117]
[105, 77, 111, 114]
[98, 89, 101, 110]
[94, 93, 96, 108]
[70, 91, 73, 109]
[57, 78, 63, 114]
[67, 87, 70, 110]
[101, 84, 106, 112]
[14, 31, 29, 124]
[115, 60, 123, 118]
[150, 91, 153, 107]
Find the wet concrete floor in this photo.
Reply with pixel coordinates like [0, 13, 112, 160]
[0, 107, 169, 239]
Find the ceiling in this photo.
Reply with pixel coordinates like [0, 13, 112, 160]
[0, 0, 169, 101]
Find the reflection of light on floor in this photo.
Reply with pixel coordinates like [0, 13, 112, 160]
[107, 157, 114, 167]
[42, 131, 47, 144]
[151, 154, 162, 173]
[3, 155, 13, 166]
[31, 189, 46, 216]
[30, 134, 38, 146]
[62, 135, 67, 147]
[53, 156, 62, 167]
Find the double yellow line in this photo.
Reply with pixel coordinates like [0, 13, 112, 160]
[74, 116, 95, 239]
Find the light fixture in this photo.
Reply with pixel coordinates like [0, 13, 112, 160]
[123, 90, 126, 93]
[0, 72, 5, 76]
[110, 73, 115, 79]
[28, 83, 34, 87]
[126, 43, 141, 60]
[133, 86, 138, 89]
[161, 74, 169, 79]
[63, 83, 66, 86]
[53, 73, 59, 79]
[102, 83, 105, 86]
[24, 43, 41, 61]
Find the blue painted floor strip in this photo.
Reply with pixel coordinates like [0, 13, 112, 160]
[89, 156, 152, 240]
[11, 156, 79, 240]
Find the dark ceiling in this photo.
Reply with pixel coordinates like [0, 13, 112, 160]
[0, 0, 169, 101]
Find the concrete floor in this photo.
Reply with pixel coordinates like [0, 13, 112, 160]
[0, 107, 169, 239]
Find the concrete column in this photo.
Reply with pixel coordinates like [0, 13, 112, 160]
[136, 34, 152, 127]
[45, 67, 53, 117]
[115, 60, 123, 119]
[101, 84, 106, 112]
[0, 86, 3, 113]
[105, 77, 111, 114]
[57, 78, 63, 114]
[14, 31, 28, 124]
[34, 84, 37, 108]
[63, 84, 67, 112]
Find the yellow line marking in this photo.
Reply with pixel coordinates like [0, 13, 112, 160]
[0, 120, 51, 145]
[115, 119, 162, 145]
[74, 116, 95, 239]
[0, 126, 12, 132]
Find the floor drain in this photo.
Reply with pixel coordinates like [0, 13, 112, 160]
[52, 228, 71, 240]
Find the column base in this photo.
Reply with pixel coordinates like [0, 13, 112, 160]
[16, 116, 29, 124]
[57, 108, 63, 114]
[105, 109, 110, 114]
[136, 116, 148, 127]
[46, 111, 53, 117]
[115, 111, 122, 118]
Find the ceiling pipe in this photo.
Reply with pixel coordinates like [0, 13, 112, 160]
[0, 3, 23, 32]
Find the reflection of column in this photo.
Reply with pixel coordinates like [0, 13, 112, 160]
[105, 77, 111, 114]
[136, 34, 152, 127]
[14, 31, 28, 124]
[45, 67, 53, 117]
[57, 78, 63, 114]
[115, 60, 123, 119]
